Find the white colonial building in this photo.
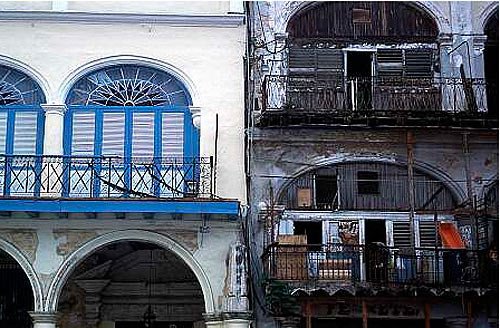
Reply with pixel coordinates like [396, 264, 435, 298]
[0, 2, 250, 328]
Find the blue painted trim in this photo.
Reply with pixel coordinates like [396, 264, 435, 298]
[0, 199, 240, 215]
[93, 108, 103, 197]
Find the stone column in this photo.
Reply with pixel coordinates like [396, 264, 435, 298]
[29, 312, 58, 328]
[75, 279, 110, 328]
[204, 313, 224, 328]
[223, 312, 252, 328]
[40, 104, 66, 196]
[41, 104, 66, 155]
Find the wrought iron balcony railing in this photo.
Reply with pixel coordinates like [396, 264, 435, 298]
[263, 243, 498, 289]
[262, 76, 495, 117]
[0, 155, 214, 199]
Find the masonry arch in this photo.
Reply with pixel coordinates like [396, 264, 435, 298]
[58, 55, 200, 108]
[276, 154, 466, 210]
[46, 229, 215, 315]
[275, 1, 450, 36]
[0, 55, 50, 104]
[0, 237, 43, 318]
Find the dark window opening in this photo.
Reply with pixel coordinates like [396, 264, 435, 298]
[357, 171, 379, 195]
[315, 175, 337, 209]
[294, 221, 323, 251]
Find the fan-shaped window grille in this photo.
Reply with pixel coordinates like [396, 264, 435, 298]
[66, 65, 190, 107]
[0, 65, 45, 156]
[0, 66, 46, 105]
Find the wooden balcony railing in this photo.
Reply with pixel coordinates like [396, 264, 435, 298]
[263, 243, 498, 289]
[0, 155, 214, 199]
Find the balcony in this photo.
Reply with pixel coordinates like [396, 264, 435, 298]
[263, 243, 498, 290]
[259, 76, 497, 128]
[0, 155, 241, 216]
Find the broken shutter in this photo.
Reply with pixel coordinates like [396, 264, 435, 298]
[289, 47, 344, 78]
[376, 49, 404, 77]
[405, 49, 434, 78]
[393, 221, 411, 248]
[419, 221, 440, 247]
[376, 49, 433, 78]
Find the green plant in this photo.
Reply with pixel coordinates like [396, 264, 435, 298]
[262, 278, 301, 317]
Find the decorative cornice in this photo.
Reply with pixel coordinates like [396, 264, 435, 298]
[0, 11, 245, 27]
[189, 106, 202, 129]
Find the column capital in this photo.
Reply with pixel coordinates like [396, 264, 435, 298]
[28, 311, 58, 324]
[189, 106, 201, 129]
[41, 104, 67, 116]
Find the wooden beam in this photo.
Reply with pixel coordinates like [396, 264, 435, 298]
[362, 300, 368, 328]
[425, 303, 431, 328]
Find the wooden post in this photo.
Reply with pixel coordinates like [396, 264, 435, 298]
[306, 300, 312, 328]
[406, 131, 416, 250]
[424, 303, 431, 328]
[467, 300, 472, 328]
[362, 300, 368, 328]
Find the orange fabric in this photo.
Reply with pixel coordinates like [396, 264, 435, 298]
[439, 222, 466, 249]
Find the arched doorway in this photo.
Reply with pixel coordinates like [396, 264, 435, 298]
[56, 241, 206, 328]
[484, 8, 498, 119]
[0, 248, 34, 328]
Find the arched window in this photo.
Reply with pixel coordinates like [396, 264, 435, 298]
[63, 64, 199, 198]
[64, 65, 197, 159]
[0, 65, 45, 155]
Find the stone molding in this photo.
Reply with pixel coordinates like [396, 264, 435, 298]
[0, 11, 245, 27]
[41, 104, 67, 116]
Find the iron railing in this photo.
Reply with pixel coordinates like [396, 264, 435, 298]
[263, 243, 498, 288]
[0, 155, 214, 199]
[263, 76, 494, 115]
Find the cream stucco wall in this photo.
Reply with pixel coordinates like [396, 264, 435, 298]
[0, 9, 246, 202]
[0, 1, 232, 15]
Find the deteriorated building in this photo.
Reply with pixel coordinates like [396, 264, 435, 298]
[0, 2, 250, 328]
[247, 2, 498, 328]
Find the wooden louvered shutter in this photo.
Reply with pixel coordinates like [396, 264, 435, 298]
[71, 112, 95, 156]
[101, 112, 125, 157]
[419, 221, 440, 247]
[132, 112, 154, 158]
[376, 49, 404, 77]
[404, 49, 433, 78]
[162, 112, 184, 158]
[0, 112, 8, 154]
[13, 112, 38, 155]
[316, 48, 344, 81]
[393, 221, 411, 248]
[288, 48, 316, 75]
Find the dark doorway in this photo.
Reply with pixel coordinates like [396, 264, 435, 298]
[294, 221, 323, 251]
[315, 175, 337, 210]
[364, 220, 388, 282]
[347, 51, 373, 110]
[311, 318, 362, 328]
[0, 249, 34, 328]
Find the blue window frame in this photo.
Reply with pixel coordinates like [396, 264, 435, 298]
[63, 64, 199, 198]
[0, 65, 46, 197]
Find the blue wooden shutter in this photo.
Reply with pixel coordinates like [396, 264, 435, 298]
[162, 112, 184, 157]
[71, 112, 95, 156]
[102, 112, 125, 157]
[13, 111, 38, 155]
[0, 112, 7, 154]
[132, 112, 154, 158]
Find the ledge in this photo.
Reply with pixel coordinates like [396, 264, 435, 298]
[0, 198, 240, 215]
[0, 11, 245, 27]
